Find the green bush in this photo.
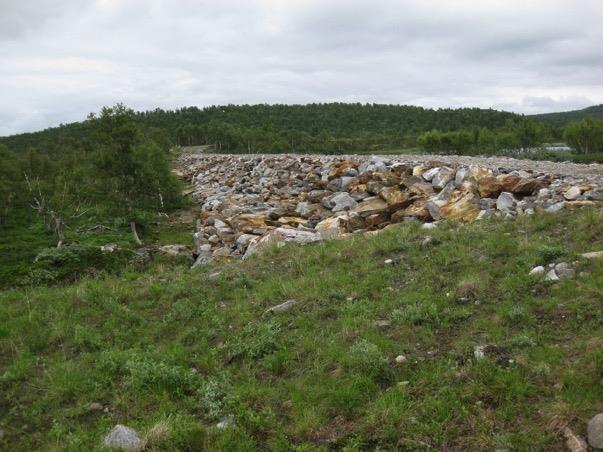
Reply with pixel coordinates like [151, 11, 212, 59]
[125, 355, 199, 396]
[30, 243, 134, 284]
[346, 339, 388, 378]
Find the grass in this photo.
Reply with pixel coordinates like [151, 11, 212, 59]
[0, 208, 602, 450]
[0, 205, 197, 288]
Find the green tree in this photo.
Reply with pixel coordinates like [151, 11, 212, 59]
[92, 104, 182, 244]
[563, 118, 603, 153]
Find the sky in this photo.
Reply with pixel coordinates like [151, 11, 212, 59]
[1, 0, 602, 136]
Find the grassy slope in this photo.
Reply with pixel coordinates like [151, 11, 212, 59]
[1, 208, 602, 451]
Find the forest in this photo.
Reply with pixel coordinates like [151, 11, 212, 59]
[3, 103, 603, 158]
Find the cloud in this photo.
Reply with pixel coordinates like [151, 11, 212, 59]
[1, 0, 602, 136]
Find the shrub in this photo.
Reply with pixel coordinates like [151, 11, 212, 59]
[536, 245, 567, 263]
[390, 301, 439, 326]
[346, 339, 388, 378]
[229, 321, 282, 359]
[31, 243, 134, 284]
[125, 356, 199, 396]
[198, 377, 231, 420]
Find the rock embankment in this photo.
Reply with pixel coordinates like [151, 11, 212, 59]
[175, 153, 602, 264]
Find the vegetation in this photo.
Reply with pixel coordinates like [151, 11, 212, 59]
[563, 118, 603, 154]
[530, 104, 603, 127]
[1, 208, 601, 450]
[0, 104, 184, 288]
[2, 103, 603, 160]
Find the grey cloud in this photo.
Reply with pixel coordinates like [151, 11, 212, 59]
[1, 0, 602, 136]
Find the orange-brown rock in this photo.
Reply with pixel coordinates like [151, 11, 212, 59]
[330, 162, 356, 178]
[478, 176, 503, 198]
[439, 192, 481, 221]
[497, 174, 521, 192]
[353, 197, 389, 216]
[468, 165, 493, 182]
[365, 213, 389, 229]
[409, 182, 435, 197]
[379, 187, 412, 210]
[402, 199, 431, 221]
[512, 178, 545, 195]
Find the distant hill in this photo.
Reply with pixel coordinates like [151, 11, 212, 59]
[529, 104, 603, 127]
[0, 103, 521, 152]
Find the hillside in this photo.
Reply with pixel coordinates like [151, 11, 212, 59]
[530, 104, 603, 127]
[0, 103, 522, 153]
[1, 207, 602, 450]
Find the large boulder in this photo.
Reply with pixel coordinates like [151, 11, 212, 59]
[439, 192, 481, 221]
[512, 178, 544, 195]
[315, 215, 349, 239]
[478, 176, 503, 198]
[496, 192, 517, 211]
[324, 192, 358, 212]
[379, 187, 412, 209]
[353, 196, 389, 216]
[243, 227, 321, 258]
[432, 167, 454, 190]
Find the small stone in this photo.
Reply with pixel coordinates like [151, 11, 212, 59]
[397, 381, 410, 387]
[422, 222, 437, 230]
[216, 416, 233, 429]
[474, 345, 486, 359]
[421, 236, 433, 247]
[384, 259, 394, 265]
[529, 266, 545, 276]
[545, 269, 560, 281]
[395, 355, 407, 364]
[208, 271, 222, 280]
[88, 402, 103, 411]
[545, 202, 565, 213]
[103, 425, 143, 451]
[264, 299, 298, 315]
[588, 413, 603, 449]
[564, 427, 588, 452]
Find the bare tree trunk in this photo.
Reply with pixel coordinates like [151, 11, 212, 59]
[130, 221, 143, 245]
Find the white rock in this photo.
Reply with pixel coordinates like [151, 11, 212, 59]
[328, 192, 358, 212]
[545, 269, 560, 281]
[422, 167, 440, 181]
[422, 222, 437, 230]
[496, 192, 516, 211]
[384, 259, 394, 265]
[474, 345, 486, 359]
[395, 355, 407, 364]
[555, 262, 575, 279]
[581, 251, 603, 260]
[529, 266, 545, 276]
[564, 186, 582, 200]
[545, 202, 565, 213]
[588, 413, 603, 449]
[454, 167, 469, 187]
[264, 299, 298, 315]
[103, 425, 143, 451]
[216, 416, 233, 429]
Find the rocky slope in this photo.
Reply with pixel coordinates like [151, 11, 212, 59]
[174, 153, 603, 265]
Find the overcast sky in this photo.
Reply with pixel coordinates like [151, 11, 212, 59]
[1, 0, 602, 136]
